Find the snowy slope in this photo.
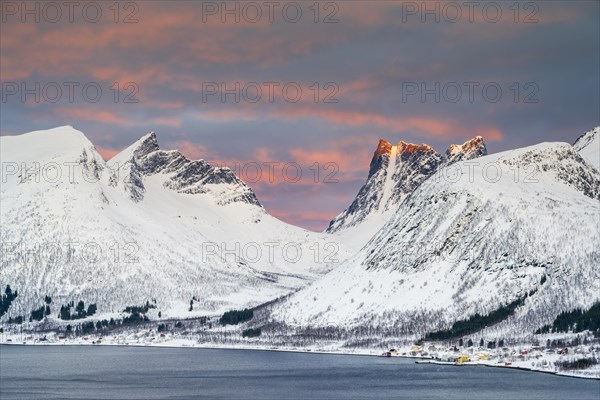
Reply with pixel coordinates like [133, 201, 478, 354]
[326, 136, 487, 248]
[0, 126, 355, 319]
[573, 126, 599, 170]
[271, 140, 600, 337]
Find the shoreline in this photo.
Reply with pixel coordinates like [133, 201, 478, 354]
[414, 358, 598, 381]
[2, 341, 598, 380]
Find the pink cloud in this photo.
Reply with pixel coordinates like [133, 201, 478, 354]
[167, 140, 208, 161]
[55, 108, 132, 126]
[95, 145, 120, 160]
[148, 116, 182, 129]
[191, 105, 503, 142]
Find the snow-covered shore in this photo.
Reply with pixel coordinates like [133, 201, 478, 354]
[2, 333, 598, 380]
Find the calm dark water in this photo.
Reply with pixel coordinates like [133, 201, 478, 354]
[0, 345, 598, 400]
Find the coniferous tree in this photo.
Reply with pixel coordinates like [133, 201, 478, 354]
[30, 306, 45, 321]
[219, 309, 253, 325]
[242, 328, 262, 338]
[0, 285, 18, 317]
[59, 305, 71, 320]
[81, 321, 95, 333]
[76, 301, 86, 318]
[86, 303, 97, 316]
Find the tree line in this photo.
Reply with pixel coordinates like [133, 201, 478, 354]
[425, 294, 530, 341]
[536, 302, 600, 335]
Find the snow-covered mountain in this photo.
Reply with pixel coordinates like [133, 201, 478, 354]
[271, 138, 600, 337]
[326, 136, 487, 247]
[3, 125, 598, 338]
[0, 126, 355, 319]
[573, 126, 599, 171]
[108, 132, 261, 206]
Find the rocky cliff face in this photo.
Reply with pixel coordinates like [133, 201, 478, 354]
[108, 132, 261, 206]
[326, 136, 487, 236]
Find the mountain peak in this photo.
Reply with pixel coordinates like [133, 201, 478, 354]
[0, 125, 97, 166]
[374, 139, 436, 158]
[573, 126, 599, 170]
[106, 130, 262, 207]
[108, 131, 160, 166]
[131, 131, 160, 160]
[446, 136, 485, 154]
[396, 141, 435, 154]
[444, 136, 487, 164]
[3, 125, 90, 144]
[573, 126, 599, 147]
[374, 139, 393, 157]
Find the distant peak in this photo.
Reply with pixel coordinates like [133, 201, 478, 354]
[446, 136, 487, 156]
[1, 125, 93, 147]
[374, 139, 393, 157]
[131, 131, 160, 160]
[573, 126, 599, 148]
[573, 126, 599, 171]
[108, 131, 160, 165]
[396, 141, 435, 154]
[137, 131, 158, 147]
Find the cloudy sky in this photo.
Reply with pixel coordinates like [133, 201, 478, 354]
[1, 1, 598, 230]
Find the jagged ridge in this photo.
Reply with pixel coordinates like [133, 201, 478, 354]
[109, 132, 261, 206]
[326, 136, 488, 234]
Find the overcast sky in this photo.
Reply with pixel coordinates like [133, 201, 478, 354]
[1, 1, 598, 230]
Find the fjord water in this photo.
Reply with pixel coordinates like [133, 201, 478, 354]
[0, 346, 597, 400]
